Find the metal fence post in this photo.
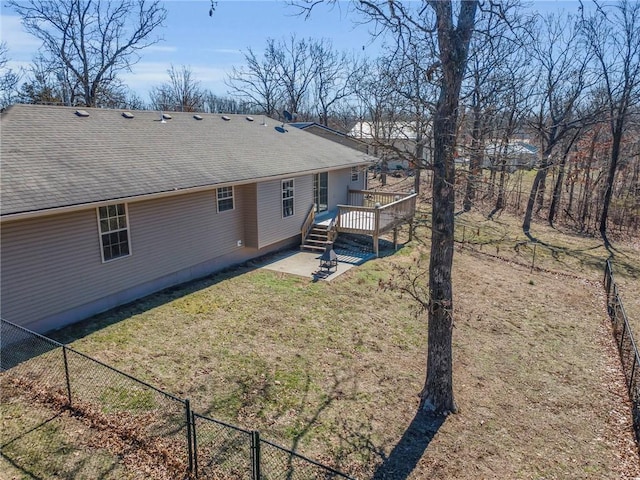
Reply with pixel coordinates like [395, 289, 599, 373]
[185, 399, 194, 476]
[62, 346, 72, 405]
[530, 243, 537, 273]
[630, 356, 638, 397]
[620, 311, 627, 350]
[191, 411, 198, 479]
[251, 430, 261, 480]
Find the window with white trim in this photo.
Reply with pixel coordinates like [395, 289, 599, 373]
[217, 186, 234, 212]
[351, 167, 359, 182]
[282, 179, 294, 218]
[97, 203, 130, 262]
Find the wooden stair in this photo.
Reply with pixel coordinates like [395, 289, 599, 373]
[301, 224, 334, 253]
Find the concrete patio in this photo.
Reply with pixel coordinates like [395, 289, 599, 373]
[258, 248, 376, 281]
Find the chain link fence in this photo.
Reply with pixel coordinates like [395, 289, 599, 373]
[258, 437, 351, 479]
[0, 318, 354, 479]
[604, 260, 640, 442]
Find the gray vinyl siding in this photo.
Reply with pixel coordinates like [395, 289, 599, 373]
[240, 183, 259, 248]
[129, 190, 246, 276]
[1, 210, 99, 328]
[1, 189, 249, 331]
[256, 175, 313, 249]
[329, 168, 354, 206]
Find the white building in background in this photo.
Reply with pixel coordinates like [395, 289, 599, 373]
[483, 141, 538, 172]
[349, 120, 432, 172]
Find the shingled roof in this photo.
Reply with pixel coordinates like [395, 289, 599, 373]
[1, 104, 373, 218]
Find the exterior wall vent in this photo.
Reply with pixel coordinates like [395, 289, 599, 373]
[75, 109, 90, 117]
[246, 116, 254, 122]
[122, 112, 134, 119]
[162, 113, 172, 120]
[193, 114, 203, 120]
[221, 115, 231, 121]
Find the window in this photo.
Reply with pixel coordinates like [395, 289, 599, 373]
[282, 179, 294, 218]
[351, 167, 359, 182]
[97, 203, 130, 262]
[217, 186, 234, 212]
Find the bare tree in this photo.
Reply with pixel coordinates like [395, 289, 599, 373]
[547, 122, 586, 226]
[274, 35, 316, 116]
[580, 0, 640, 246]
[226, 44, 282, 116]
[150, 65, 205, 112]
[522, 12, 593, 235]
[0, 42, 22, 108]
[352, 0, 479, 414]
[351, 56, 411, 186]
[9, 0, 166, 107]
[297, 0, 485, 415]
[461, 7, 530, 213]
[227, 35, 358, 122]
[420, 0, 478, 414]
[389, 42, 439, 193]
[310, 40, 361, 126]
[17, 54, 66, 105]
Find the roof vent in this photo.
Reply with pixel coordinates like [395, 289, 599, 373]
[75, 109, 90, 117]
[122, 111, 134, 119]
[193, 114, 203, 120]
[162, 113, 172, 120]
[246, 116, 254, 122]
[221, 115, 231, 121]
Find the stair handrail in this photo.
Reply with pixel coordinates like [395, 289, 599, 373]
[301, 204, 316, 243]
[327, 215, 338, 243]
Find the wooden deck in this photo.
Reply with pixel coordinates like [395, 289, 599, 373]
[301, 189, 417, 256]
[337, 190, 417, 256]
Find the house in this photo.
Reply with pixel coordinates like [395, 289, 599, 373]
[483, 141, 538, 172]
[289, 122, 370, 154]
[0, 104, 378, 333]
[348, 120, 431, 171]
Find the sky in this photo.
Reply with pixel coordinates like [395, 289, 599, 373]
[1, 1, 380, 100]
[1, 0, 585, 102]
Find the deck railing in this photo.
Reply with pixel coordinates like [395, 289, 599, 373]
[337, 191, 417, 255]
[347, 189, 414, 208]
[377, 193, 417, 232]
[336, 205, 376, 234]
[337, 192, 416, 234]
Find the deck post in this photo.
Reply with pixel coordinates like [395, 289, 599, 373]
[374, 203, 381, 257]
[393, 227, 398, 250]
[409, 219, 414, 241]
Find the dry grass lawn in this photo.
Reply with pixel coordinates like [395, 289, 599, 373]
[2, 207, 639, 479]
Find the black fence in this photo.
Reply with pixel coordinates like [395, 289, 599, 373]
[0, 319, 354, 479]
[604, 260, 640, 442]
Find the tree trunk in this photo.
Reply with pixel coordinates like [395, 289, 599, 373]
[421, 0, 478, 415]
[489, 158, 507, 219]
[523, 146, 553, 234]
[463, 104, 483, 211]
[600, 121, 623, 242]
[566, 163, 576, 220]
[422, 89, 458, 414]
[414, 138, 425, 194]
[535, 170, 547, 213]
[549, 151, 569, 227]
